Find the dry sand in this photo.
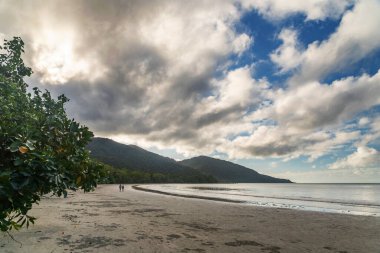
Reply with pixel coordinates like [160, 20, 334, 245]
[1, 184, 379, 253]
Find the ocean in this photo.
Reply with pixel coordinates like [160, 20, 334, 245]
[140, 183, 380, 216]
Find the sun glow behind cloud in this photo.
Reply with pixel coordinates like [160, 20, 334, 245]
[31, 26, 107, 84]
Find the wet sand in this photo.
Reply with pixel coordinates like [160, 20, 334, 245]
[1, 184, 379, 253]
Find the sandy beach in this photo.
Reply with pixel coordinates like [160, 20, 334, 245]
[1, 184, 379, 253]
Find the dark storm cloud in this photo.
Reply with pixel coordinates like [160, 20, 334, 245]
[195, 105, 242, 128]
[245, 144, 299, 157]
[7, 0, 247, 150]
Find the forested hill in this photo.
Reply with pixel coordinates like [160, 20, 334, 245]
[180, 156, 292, 183]
[88, 137, 291, 183]
[88, 137, 185, 173]
[87, 137, 216, 183]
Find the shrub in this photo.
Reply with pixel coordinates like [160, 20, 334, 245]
[0, 37, 102, 231]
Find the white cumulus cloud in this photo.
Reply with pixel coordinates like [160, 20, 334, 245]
[329, 146, 380, 170]
[290, 0, 380, 84]
[270, 29, 303, 73]
[241, 0, 354, 21]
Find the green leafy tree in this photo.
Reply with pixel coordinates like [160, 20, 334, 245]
[0, 37, 104, 232]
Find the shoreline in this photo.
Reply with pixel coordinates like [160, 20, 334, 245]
[1, 184, 379, 253]
[133, 184, 380, 217]
[132, 185, 245, 203]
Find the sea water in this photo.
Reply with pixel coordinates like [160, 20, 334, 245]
[140, 183, 380, 216]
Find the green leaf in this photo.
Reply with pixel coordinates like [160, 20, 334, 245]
[10, 181, 19, 190]
[0, 171, 12, 178]
[25, 140, 35, 150]
[9, 141, 21, 152]
[14, 157, 23, 166]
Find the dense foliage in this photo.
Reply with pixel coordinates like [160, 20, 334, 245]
[0, 37, 105, 232]
[105, 165, 217, 184]
[180, 156, 292, 183]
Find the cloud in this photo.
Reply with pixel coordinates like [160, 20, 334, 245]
[196, 66, 266, 114]
[227, 69, 380, 159]
[358, 117, 370, 126]
[358, 115, 380, 146]
[270, 29, 303, 73]
[252, 70, 380, 131]
[329, 146, 380, 170]
[232, 33, 253, 55]
[219, 124, 360, 159]
[289, 0, 380, 84]
[0, 0, 245, 126]
[0, 0, 243, 85]
[241, 0, 354, 21]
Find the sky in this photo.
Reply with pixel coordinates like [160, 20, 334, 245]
[1, 0, 380, 183]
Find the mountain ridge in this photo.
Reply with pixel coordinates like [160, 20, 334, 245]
[180, 155, 292, 183]
[88, 137, 194, 173]
[87, 137, 291, 183]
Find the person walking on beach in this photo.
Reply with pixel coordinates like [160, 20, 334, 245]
[119, 184, 122, 192]
[122, 185, 125, 192]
